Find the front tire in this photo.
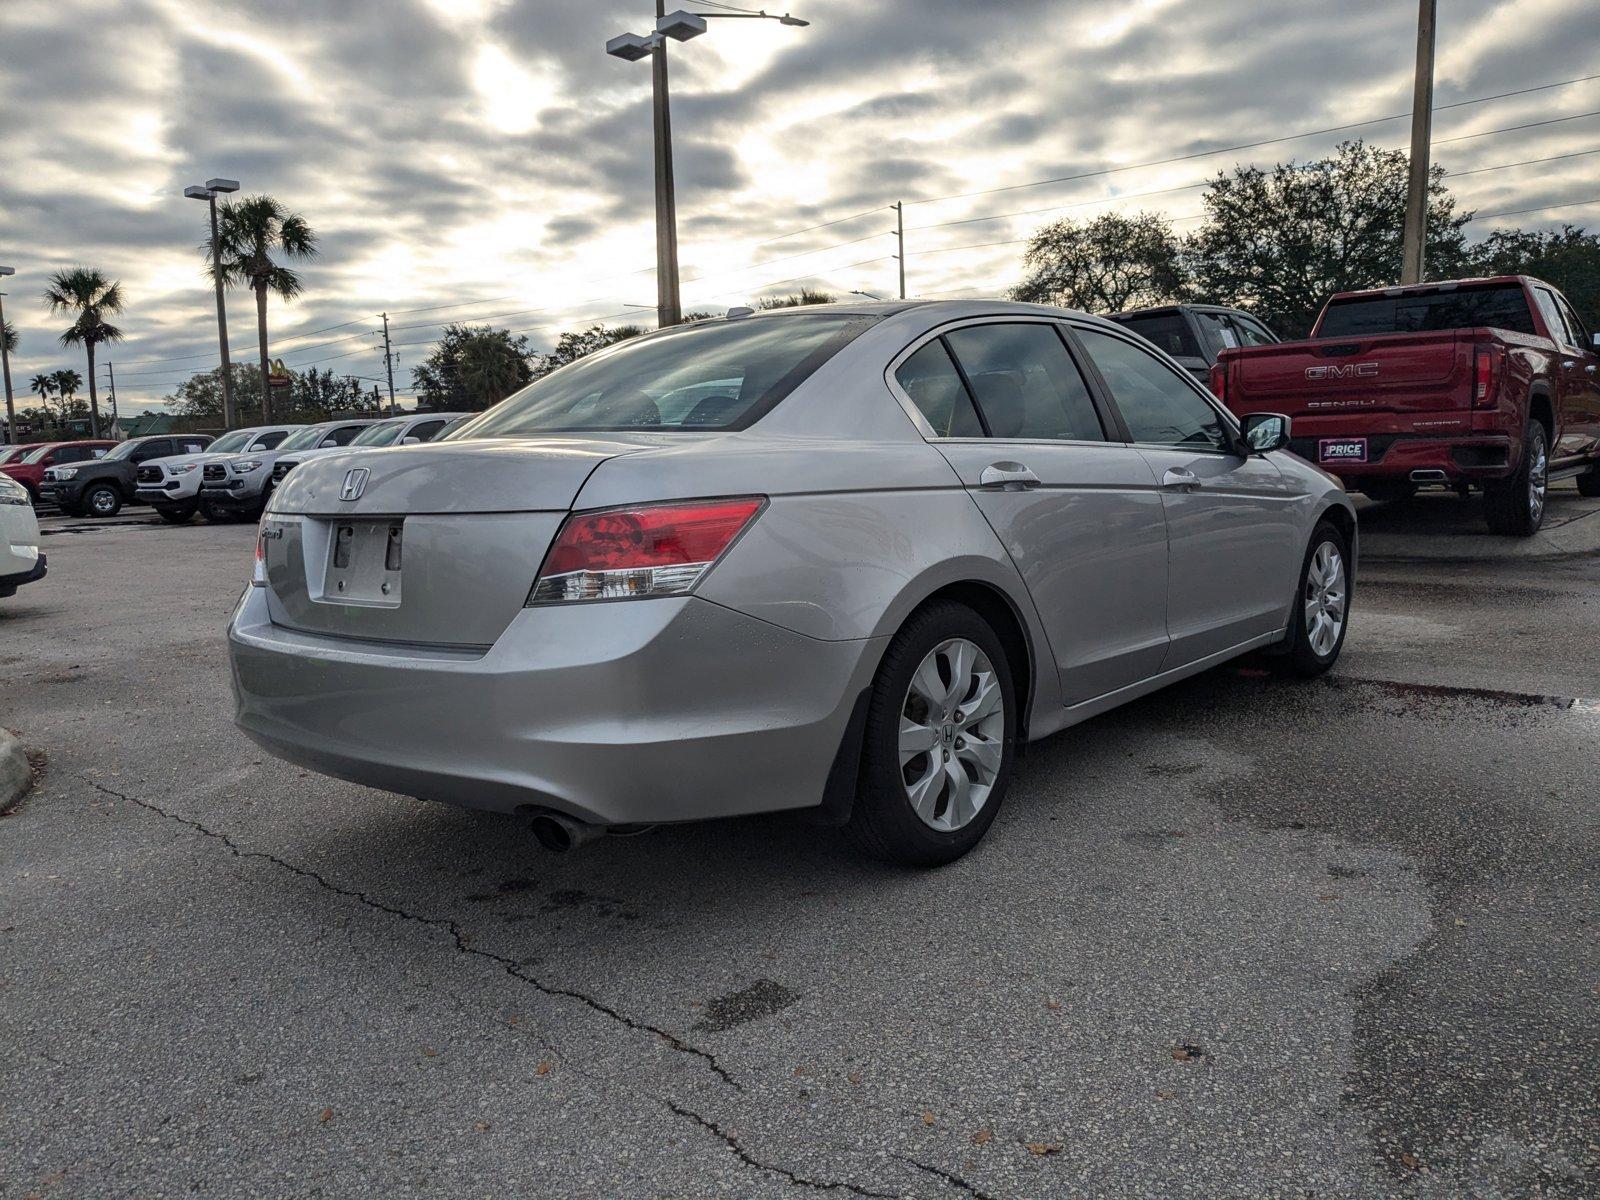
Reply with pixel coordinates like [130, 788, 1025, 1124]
[847, 601, 1016, 867]
[1275, 520, 1352, 679]
[155, 502, 198, 524]
[84, 484, 122, 518]
[1484, 420, 1548, 536]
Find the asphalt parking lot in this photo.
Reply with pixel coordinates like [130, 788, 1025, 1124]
[3, 492, 1597, 1199]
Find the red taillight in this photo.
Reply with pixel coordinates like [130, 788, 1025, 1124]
[529, 496, 765, 604]
[1208, 360, 1228, 404]
[252, 518, 267, 587]
[1474, 344, 1500, 407]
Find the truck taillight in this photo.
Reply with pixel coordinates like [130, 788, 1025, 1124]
[528, 497, 765, 604]
[1208, 361, 1228, 403]
[1473, 344, 1500, 407]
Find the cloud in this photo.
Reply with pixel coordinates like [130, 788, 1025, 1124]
[0, 0, 1595, 413]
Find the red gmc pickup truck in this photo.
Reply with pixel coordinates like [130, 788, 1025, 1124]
[1210, 276, 1600, 534]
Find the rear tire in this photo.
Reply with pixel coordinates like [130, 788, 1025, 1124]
[1274, 519, 1352, 679]
[155, 502, 197, 524]
[1484, 420, 1548, 536]
[84, 483, 122, 518]
[846, 600, 1016, 867]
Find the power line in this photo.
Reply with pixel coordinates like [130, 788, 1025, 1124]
[1468, 196, 1600, 221]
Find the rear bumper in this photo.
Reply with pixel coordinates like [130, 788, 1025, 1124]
[229, 587, 885, 826]
[1291, 434, 1515, 484]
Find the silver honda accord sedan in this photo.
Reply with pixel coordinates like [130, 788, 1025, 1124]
[230, 300, 1354, 865]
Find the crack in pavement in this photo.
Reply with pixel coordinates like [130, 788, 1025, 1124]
[663, 1100, 901, 1198]
[896, 1155, 998, 1200]
[85, 778, 740, 1089]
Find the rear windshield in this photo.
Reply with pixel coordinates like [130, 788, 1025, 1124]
[457, 312, 879, 436]
[1318, 284, 1536, 338]
[1112, 312, 1201, 359]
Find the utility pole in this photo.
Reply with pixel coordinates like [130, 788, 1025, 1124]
[103, 362, 121, 437]
[652, 0, 683, 329]
[0, 266, 15, 444]
[380, 312, 397, 415]
[1400, 0, 1437, 285]
[894, 201, 906, 299]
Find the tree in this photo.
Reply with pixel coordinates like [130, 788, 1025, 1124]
[212, 195, 318, 422]
[529, 324, 644, 380]
[42, 368, 87, 432]
[167, 364, 266, 423]
[1185, 141, 1472, 336]
[1467, 224, 1600, 332]
[43, 266, 125, 439]
[412, 324, 534, 410]
[1012, 212, 1188, 312]
[756, 288, 837, 309]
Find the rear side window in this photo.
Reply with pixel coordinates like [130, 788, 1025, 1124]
[1115, 312, 1201, 359]
[1075, 327, 1231, 451]
[459, 312, 877, 436]
[895, 340, 984, 436]
[944, 323, 1104, 441]
[1318, 284, 1536, 337]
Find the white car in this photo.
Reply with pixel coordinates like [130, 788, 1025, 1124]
[0, 472, 45, 598]
[135, 425, 304, 524]
[200, 418, 381, 520]
[267, 412, 466, 491]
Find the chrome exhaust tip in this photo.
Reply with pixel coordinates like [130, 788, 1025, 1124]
[1409, 469, 1449, 484]
[529, 811, 604, 853]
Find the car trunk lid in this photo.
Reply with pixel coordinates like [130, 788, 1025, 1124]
[259, 437, 660, 646]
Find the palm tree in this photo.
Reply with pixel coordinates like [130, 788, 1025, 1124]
[211, 196, 318, 422]
[29, 373, 55, 404]
[44, 267, 124, 439]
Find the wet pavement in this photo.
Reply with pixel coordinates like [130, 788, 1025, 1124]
[2, 516, 1595, 1198]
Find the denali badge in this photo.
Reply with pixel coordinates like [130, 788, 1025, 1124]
[1305, 362, 1379, 381]
[339, 467, 370, 502]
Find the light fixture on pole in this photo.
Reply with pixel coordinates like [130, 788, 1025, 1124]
[0, 265, 15, 445]
[186, 176, 240, 429]
[607, 7, 808, 331]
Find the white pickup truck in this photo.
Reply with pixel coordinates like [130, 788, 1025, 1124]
[134, 425, 304, 523]
[200, 418, 380, 521]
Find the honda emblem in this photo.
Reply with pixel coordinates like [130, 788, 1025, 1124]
[339, 467, 370, 502]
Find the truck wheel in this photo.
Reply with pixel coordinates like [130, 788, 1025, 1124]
[84, 483, 123, 518]
[1578, 467, 1600, 498]
[198, 500, 225, 523]
[1274, 519, 1352, 679]
[155, 502, 198, 524]
[847, 600, 1015, 867]
[1483, 420, 1548, 536]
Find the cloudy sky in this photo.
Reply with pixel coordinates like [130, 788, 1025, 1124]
[2, 0, 1597, 415]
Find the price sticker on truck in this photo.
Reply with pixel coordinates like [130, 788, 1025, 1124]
[1318, 438, 1367, 464]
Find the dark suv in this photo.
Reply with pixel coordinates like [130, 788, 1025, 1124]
[40, 433, 213, 517]
[1108, 304, 1279, 379]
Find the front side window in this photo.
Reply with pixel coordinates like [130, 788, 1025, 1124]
[131, 440, 173, 462]
[325, 425, 366, 447]
[209, 430, 254, 455]
[276, 426, 329, 453]
[1229, 314, 1277, 346]
[459, 312, 877, 437]
[944, 323, 1104, 441]
[1192, 311, 1240, 354]
[250, 431, 289, 451]
[408, 419, 447, 442]
[894, 339, 985, 437]
[1075, 326, 1231, 451]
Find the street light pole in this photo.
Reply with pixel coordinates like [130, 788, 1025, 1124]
[1400, 0, 1436, 285]
[186, 177, 240, 428]
[0, 266, 15, 444]
[608, 8, 807, 328]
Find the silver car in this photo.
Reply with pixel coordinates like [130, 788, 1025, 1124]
[231, 301, 1354, 865]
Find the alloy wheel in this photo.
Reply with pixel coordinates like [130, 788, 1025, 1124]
[1528, 436, 1548, 523]
[1303, 541, 1346, 658]
[898, 637, 1005, 832]
[90, 489, 116, 515]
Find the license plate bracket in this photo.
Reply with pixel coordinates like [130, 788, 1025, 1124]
[1318, 437, 1368, 464]
[323, 519, 404, 607]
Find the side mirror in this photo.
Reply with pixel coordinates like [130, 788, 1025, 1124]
[1240, 412, 1291, 454]
[402, 436, 421, 445]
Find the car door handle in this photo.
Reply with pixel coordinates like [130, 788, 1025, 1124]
[1561, 359, 1578, 370]
[1161, 467, 1200, 491]
[979, 462, 1041, 490]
